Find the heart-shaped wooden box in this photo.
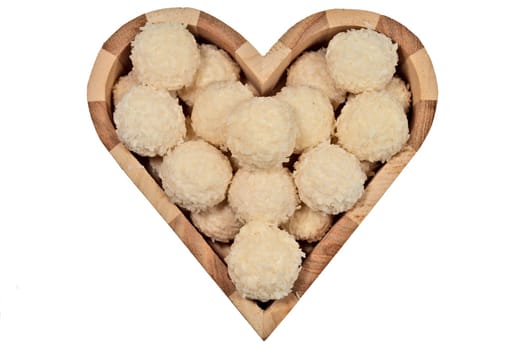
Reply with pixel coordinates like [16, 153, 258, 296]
[87, 7, 437, 339]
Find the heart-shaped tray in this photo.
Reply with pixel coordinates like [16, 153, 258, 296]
[87, 7, 437, 339]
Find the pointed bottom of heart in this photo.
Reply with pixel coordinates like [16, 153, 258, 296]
[101, 142, 417, 339]
[87, 7, 437, 339]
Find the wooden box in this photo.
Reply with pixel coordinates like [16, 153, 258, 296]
[87, 8, 437, 339]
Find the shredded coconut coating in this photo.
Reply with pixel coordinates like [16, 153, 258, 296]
[286, 49, 347, 108]
[190, 201, 242, 242]
[277, 85, 335, 153]
[226, 97, 298, 169]
[179, 44, 240, 106]
[384, 76, 412, 113]
[294, 143, 366, 215]
[326, 28, 398, 93]
[228, 167, 299, 225]
[113, 85, 186, 157]
[336, 91, 409, 162]
[112, 72, 139, 106]
[131, 22, 200, 90]
[226, 221, 304, 302]
[191, 81, 253, 150]
[284, 204, 332, 242]
[159, 140, 232, 212]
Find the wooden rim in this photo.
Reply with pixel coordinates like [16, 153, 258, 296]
[87, 7, 438, 340]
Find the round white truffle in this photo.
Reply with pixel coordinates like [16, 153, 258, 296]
[131, 22, 200, 90]
[277, 85, 335, 153]
[293, 143, 366, 215]
[286, 49, 347, 108]
[226, 97, 298, 169]
[284, 204, 332, 242]
[384, 76, 412, 113]
[159, 140, 232, 212]
[178, 44, 240, 106]
[112, 72, 139, 106]
[191, 81, 253, 150]
[336, 91, 409, 162]
[228, 167, 299, 225]
[326, 28, 398, 93]
[190, 201, 242, 242]
[113, 85, 186, 157]
[226, 221, 304, 302]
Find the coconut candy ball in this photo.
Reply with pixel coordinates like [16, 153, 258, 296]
[113, 85, 186, 157]
[190, 201, 242, 242]
[326, 28, 398, 93]
[294, 143, 366, 215]
[226, 221, 304, 302]
[277, 85, 335, 153]
[226, 96, 298, 169]
[336, 91, 409, 162]
[131, 22, 200, 90]
[112, 72, 139, 106]
[384, 76, 412, 113]
[178, 44, 241, 106]
[158, 140, 232, 212]
[286, 49, 347, 108]
[191, 81, 253, 150]
[284, 204, 332, 242]
[228, 167, 299, 225]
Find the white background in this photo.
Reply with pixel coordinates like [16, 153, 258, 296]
[1, 0, 526, 349]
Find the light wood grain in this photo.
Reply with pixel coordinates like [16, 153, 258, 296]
[345, 145, 417, 224]
[229, 292, 264, 335]
[145, 7, 200, 26]
[87, 8, 437, 340]
[262, 293, 299, 339]
[279, 12, 329, 58]
[87, 49, 117, 103]
[325, 9, 380, 29]
[110, 143, 181, 223]
[401, 48, 439, 103]
[294, 215, 359, 297]
[236, 41, 292, 94]
[208, 240, 231, 261]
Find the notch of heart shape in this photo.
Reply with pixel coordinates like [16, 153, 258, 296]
[87, 7, 437, 340]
